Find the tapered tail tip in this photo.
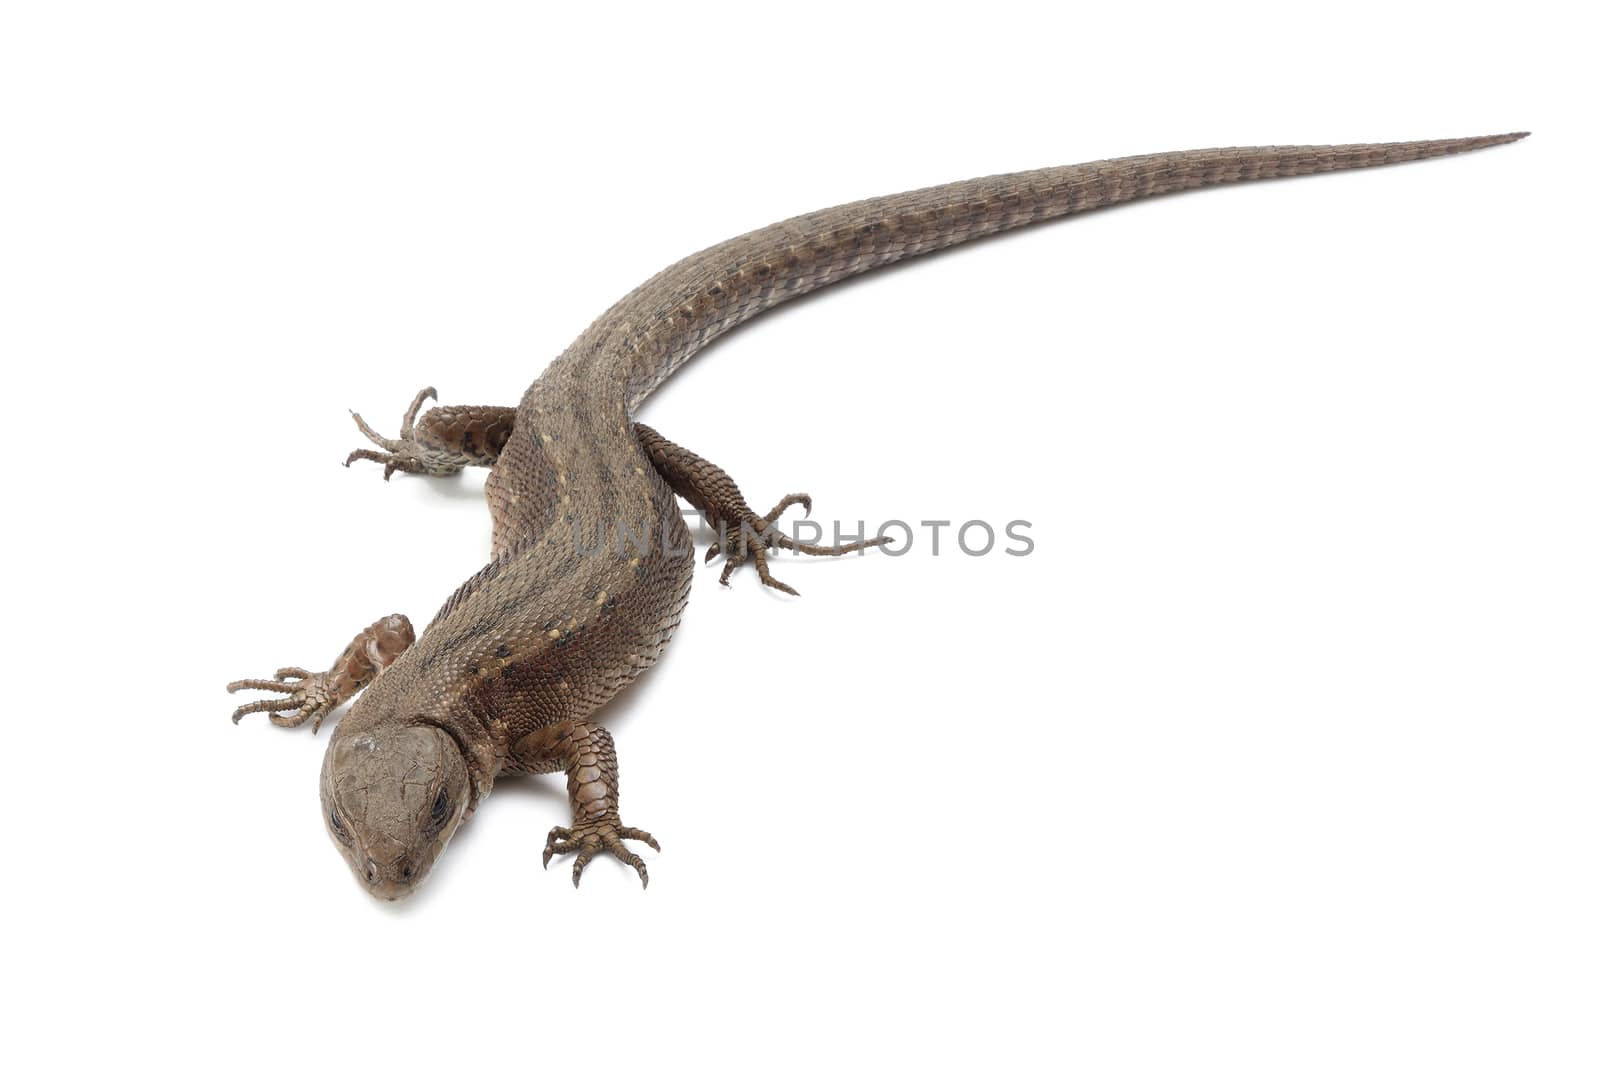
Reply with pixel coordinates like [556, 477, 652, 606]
[1431, 131, 1530, 156]
[1454, 131, 1530, 149]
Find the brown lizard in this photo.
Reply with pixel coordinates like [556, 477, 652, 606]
[229, 134, 1526, 900]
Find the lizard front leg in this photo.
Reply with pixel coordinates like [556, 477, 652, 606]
[634, 422, 891, 596]
[227, 613, 414, 733]
[345, 386, 516, 479]
[514, 721, 659, 888]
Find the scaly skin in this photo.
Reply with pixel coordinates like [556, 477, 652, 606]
[228, 134, 1527, 899]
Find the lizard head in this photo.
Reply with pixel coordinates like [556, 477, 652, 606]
[319, 722, 470, 901]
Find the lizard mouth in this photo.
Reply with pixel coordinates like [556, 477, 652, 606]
[365, 877, 419, 903]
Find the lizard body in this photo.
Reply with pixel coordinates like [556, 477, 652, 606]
[230, 134, 1526, 899]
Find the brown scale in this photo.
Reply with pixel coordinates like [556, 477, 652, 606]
[227, 134, 1528, 898]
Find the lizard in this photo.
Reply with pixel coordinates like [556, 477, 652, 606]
[228, 134, 1526, 900]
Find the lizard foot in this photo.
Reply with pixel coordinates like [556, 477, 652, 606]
[227, 668, 342, 733]
[543, 816, 660, 888]
[708, 493, 891, 596]
[227, 615, 414, 734]
[345, 386, 469, 480]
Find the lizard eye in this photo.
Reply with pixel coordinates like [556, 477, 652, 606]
[428, 790, 450, 827]
[329, 808, 352, 844]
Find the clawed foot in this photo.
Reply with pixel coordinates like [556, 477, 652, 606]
[345, 386, 467, 480]
[543, 817, 660, 888]
[227, 668, 341, 733]
[708, 493, 891, 596]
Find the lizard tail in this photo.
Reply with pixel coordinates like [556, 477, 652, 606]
[566, 133, 1530, 406]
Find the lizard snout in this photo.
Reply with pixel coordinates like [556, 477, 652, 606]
[363, 858, 417, 884]
[361, 861, 420, 902]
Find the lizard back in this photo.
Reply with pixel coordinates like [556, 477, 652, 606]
[398, 135, 1528, 785]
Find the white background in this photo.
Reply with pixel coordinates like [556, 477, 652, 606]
[3, 2, 1594, 1064]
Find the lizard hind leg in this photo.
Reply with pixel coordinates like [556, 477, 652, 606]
[633, 423, 891, 596]
[345, 386, 516, 480]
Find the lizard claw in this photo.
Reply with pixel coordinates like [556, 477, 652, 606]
[762, 493, 812, 524]
[227, 669, 341, 733]
[710, 492, 889, 596]
[345, 386, 468, 479]
[543, 817, 660, 888]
